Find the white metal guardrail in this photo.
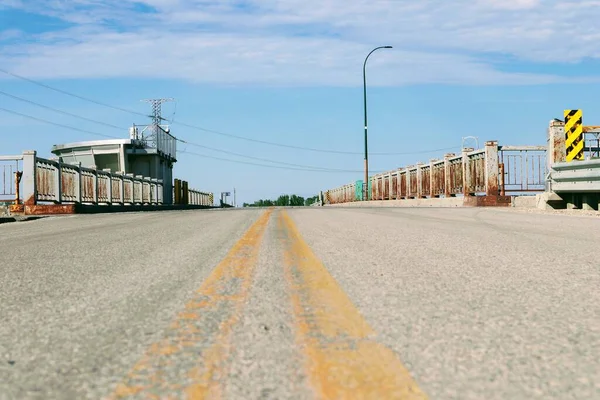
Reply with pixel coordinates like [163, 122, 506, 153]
[550, 159, 600, 193]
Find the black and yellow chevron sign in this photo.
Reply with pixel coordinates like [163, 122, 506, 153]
[564, 109, 584, 162]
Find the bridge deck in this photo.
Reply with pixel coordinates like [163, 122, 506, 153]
[1, 208, 598, 399]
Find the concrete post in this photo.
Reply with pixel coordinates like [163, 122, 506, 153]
[76, 163, 82, 203]
[406, 168, 412, 198]
[103, 169, 112, 205]
[135, 176, 144, 204]
[582, 194, 597, 211]
[93, 169, 99, 204]
[444, 153, 455, 198]
[429, 160, 435, 198]
[566, 194, 578, 210]
[416, 163, 424, 198]
[118, 172, 125, 204]
[462, 148, 474, 197]
[397, 171, 402, 199]
[151, 178, 158, 205]
[548, 119, 566, 165]
[485, 141, 499, 196]
[55, 161, 62, 204]
[22, 150, 37, 205]
[547, 119, 566, 192]
[125, 174, 134, 204]
[158, 179, 164, 204]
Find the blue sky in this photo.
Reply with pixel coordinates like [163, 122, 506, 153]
[2, 0, 600, 205]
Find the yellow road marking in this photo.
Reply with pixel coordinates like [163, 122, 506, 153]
[279, 210, 428, 400]
[107, 209, 272, 399]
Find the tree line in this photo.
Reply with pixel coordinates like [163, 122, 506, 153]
[243, 194, 319, 208]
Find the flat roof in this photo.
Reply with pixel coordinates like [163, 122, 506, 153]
[51, 139, 133, 153]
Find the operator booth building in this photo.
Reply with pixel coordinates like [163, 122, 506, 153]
[50, 125, 177, 204]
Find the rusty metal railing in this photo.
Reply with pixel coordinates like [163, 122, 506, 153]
[31, 154, 164, 205]
[0, 155, 23, 203]
[173, 178, 213, 206]
[498, 146, 547, 193]
[323, 141, 547, 205]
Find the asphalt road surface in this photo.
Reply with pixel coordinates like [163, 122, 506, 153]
[1, 207, 599, 400]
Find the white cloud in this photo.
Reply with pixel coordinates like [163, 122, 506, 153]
[1, 0, 600, 86]
[482, 0, 541, 10]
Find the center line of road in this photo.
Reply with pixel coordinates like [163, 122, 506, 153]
[279, 210, 428, 399]
[107, 209, 272, 400]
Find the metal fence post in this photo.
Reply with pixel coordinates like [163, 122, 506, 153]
[485, 141, 499, 196]
[181, 181, 187, 205]
[174, 179, 181, 205]
[22, 150, 37, 205]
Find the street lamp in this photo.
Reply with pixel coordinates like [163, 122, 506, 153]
[363, 45, 392, 201]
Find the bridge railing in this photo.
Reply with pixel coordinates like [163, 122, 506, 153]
[172, 179, 214, 206]
[2, 150, 215, 213]
[28, 151, 164, 205]
[0, 155, 23, 202]
[324, 141, 547, 205]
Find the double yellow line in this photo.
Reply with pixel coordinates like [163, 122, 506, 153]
[109, 209, 426, 399]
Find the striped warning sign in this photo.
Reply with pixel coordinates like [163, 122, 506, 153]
[565, 109, 584, 162]
[209, 193, 214, 205]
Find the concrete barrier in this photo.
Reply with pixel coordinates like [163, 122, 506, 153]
[325, 195, 538, 209]
[325, 198, 464, 208]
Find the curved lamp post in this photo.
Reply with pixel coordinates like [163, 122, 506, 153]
[363, 45, 392, 201]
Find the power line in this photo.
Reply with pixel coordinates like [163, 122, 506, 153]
[0, 67, 149, 118]
[0, 93, 367, 172]
[174, 120, 460, 156]
[177, 139, 366, 172]
[178, 150, 386, 173]
[0, 67, 460, 156]
[0, 89, 361, 172]
[0, 89, 126, 131]
[0, 106, 120, 140]
[0, 103, 438, 175]
[0, 88, 459, 174]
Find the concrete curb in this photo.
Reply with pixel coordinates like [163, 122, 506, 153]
[323, 195, 538, 209]
[0, 216, 45, 225]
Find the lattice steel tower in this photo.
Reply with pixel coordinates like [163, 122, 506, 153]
[141, 98, 174, 146]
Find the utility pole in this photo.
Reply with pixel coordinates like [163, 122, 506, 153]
[233, 188, 236, 208]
